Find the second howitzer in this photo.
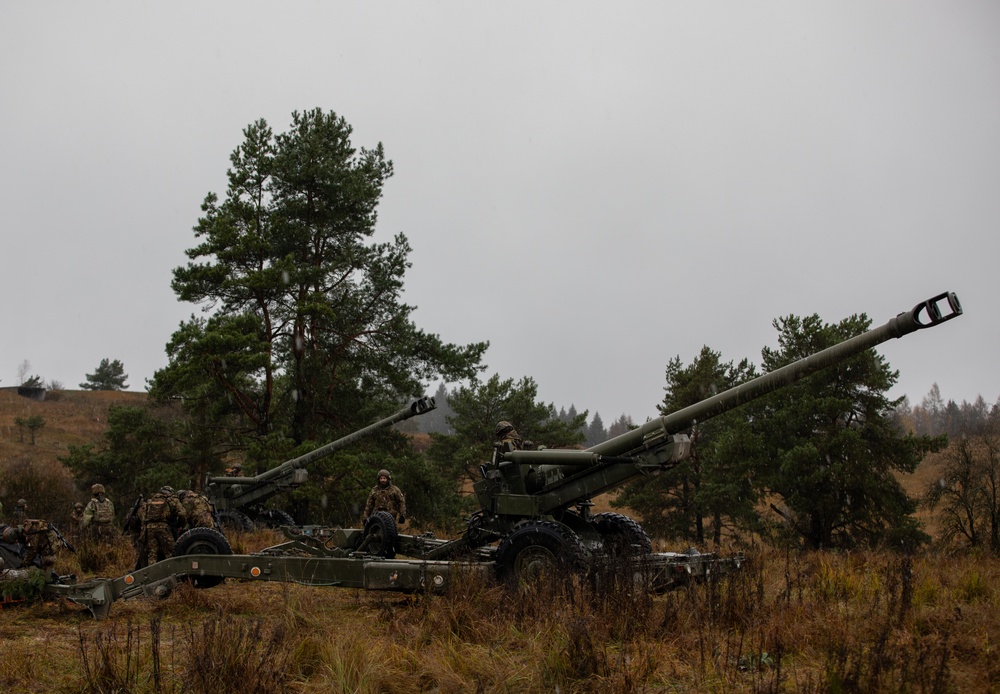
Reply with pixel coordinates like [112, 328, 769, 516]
[204, 397, 436, 528]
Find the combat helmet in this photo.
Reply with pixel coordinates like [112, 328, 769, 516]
[495, 421, 514, 437]
[91, 484, 105, 495]
[377, 469, 392, 483]
[159, 486, 175, 495]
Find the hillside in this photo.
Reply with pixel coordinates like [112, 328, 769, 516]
[0, 387, 147, 519]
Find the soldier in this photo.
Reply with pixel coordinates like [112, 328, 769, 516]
[13, 499, 29, 523]
[18, 519, 60, 570]
[178, 489, 215, 530]
[362, 469, 406, 525]
[70, 502, 85, 527]
[495, 421, 524, 453]
[82, 484, 116, 541]
[138, 486, 187, 566]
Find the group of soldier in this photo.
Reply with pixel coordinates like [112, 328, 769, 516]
[0, 421, 534, 568]
[1, 483, 218, 573]
[126, 486, 216, 568]
[2, 420, 522, 574]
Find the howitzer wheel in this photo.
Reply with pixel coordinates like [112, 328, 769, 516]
[172, 527, 233, 588]
[254, 509, 295, 529]
[217, 510, 253, 533]
[592, 512, 653, 555]
[359, 511, 397, 559]
[495, 520, 589, 585]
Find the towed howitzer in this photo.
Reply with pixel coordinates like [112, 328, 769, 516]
[204, 396, 436, 528]
[453, 292, 963, 576]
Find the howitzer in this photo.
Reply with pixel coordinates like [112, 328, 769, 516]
[454, 291, 963, 579]
[204, 396, 436, 529]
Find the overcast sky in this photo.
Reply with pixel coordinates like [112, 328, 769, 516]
[2, 2, 997, 423]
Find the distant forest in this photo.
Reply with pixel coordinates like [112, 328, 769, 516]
[412, 381, 1000, 442]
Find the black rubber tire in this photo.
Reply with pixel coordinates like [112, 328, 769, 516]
[495, 520, 589, 584]
[172, 527, 233, 588]
[361, 511, 398, 559]
[592, 512, 653, 555]
[254, 509, 295, 529]
[217, 509, 254, 533]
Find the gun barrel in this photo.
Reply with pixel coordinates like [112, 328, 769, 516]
[589, 291, 961, 459]
[207, 396, 436, 488]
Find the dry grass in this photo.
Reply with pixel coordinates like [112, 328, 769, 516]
[1, 535, 998, 692]
[2, 390, 997, 690]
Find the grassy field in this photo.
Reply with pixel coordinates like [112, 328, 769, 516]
[1, 530, 997, 693]
[1, 388, 997, 691]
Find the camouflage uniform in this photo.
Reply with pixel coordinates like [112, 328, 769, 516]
[495, 421, 524, 453]
[138, 488, 187, 566]
[363, 469, 406, 523]
[179, 490, 215, 529]
[70, 502, 84, 528]
[13, 499, 29, 524]
[20, 519, 59, 569]
[82, 485, 116, 541]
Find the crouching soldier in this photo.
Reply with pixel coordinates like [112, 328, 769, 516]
[138, 487, 187, 566]
[17, 519, 61, 570]
[178, 490, 216, 530]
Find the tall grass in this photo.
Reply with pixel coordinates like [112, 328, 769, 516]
[2, 537, 997, 691]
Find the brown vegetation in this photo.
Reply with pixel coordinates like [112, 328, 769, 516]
[2, 390, 998, 691]
[0, 537, 997, 692]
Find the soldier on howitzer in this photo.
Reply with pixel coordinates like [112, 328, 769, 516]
[138, 487, 187, 566]
[495, 420, 535, 452]
[82, 484, 116, 542]
[363, 469, 406, 526]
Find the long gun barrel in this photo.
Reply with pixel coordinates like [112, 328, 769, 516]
[590, 291, 962, 459]
[207, 396, 436, 509]
[490, 292, 962, 513]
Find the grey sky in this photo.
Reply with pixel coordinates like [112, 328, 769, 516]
[2, 2, 997, 423]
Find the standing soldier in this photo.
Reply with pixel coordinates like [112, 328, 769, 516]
[178, 490, 215, 530]
[82, 484, 116, 542]
[68, 501, 85, 544]
[138, 486, 187, 566]
[14, 499, 29, 523]
[363, 469, 406, 526]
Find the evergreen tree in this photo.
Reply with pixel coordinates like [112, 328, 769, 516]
[80, 358, 129, 391]
[615, 346, 758, 543]
[746, 312, 943, 550]
[426, 375, 587, 487]
[119, 110, 486, 523]
[586, 412, 607, 446]
[607, 414, 633, 438]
